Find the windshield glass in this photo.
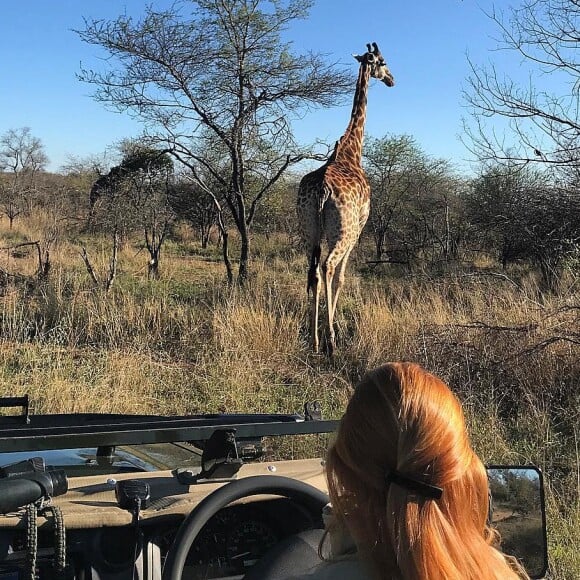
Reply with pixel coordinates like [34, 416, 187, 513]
[0, 442, 202, 477]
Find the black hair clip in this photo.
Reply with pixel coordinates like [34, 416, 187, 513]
[385, 469, 443, 500]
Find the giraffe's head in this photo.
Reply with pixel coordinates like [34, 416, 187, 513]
[354, 42, 394, 87]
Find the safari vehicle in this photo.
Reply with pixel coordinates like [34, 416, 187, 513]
[0, 396, 548, 580]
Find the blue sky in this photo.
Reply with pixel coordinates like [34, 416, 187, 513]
[0, 1, 527, 174]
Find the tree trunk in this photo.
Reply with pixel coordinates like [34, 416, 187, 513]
[105, 231, 119, 293]
[216, 210, 233, 285]
[38, 248, 51, 281]
[201, 229, 209, 249]
[444, 203, 451, 261]
[374, 231, 384, 260]
[222, 228, 233, 286]
[80, 247, 100, 288]
[148, 252, 160, 279]
[238, 226, 250, 285]
[539, 257, 559, 293]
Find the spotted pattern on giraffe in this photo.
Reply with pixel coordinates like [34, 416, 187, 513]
[297, 42, 394, 355]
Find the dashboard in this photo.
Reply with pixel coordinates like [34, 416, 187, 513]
[0, 498, 321, 579]
[0, 459, 328, 580]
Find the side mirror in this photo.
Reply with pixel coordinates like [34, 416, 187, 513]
[487, 466, 548, 579]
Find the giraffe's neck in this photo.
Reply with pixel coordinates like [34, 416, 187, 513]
[333, 63, 371, 165]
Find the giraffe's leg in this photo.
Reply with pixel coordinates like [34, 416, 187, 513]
[330, 246, 353, 323]
[323, 248, 347, 356]
[323, 260, 335, 356]
[310, 261, 322, 353]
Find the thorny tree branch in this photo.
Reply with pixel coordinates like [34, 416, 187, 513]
[463, 0, 580, 168]
[446, 301, 579, 362]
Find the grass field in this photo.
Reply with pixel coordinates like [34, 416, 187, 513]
[0, 218, 578, 578]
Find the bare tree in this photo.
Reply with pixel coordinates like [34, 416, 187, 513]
[169, 180, 219, 249]
[363, 135, 423, 261]
[76, 0, 352, 284]
[0, 127, 48, 227]
[88, 142, 175, 279]
[466, 163, 580, 289]
[117, 142, 175, 279]
[363, 135, 461, 267]
[464, 0, 580, 168]
[466, 164, 538, 268]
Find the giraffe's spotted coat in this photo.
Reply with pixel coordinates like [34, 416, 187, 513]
[297, 43, 394, 354]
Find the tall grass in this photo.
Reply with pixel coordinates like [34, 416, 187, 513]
[0, 221, 577, 578]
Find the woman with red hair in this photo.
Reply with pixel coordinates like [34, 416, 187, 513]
[292, 362, 527, 580]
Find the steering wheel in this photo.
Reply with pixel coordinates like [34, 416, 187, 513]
[162, 475, 329, 580]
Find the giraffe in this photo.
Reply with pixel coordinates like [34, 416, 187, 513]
[297, 42, 394, 355]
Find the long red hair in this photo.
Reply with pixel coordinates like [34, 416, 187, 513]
[325, 362, 527, 580]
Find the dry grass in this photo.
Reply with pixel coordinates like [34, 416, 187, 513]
[0, 216, 578, 578]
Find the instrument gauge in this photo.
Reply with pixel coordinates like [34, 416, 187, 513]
[226, 520, 278, 568]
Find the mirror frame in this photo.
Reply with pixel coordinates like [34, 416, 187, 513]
[486, 464, 548, 579]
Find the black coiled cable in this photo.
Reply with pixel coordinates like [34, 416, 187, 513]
[45, 505, 66, 578]
[25, 503, 37, 580]
[24, 503, 67, 580]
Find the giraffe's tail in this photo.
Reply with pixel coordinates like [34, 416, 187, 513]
[306, 183, 329, 295]
[307, 245, 321, 295]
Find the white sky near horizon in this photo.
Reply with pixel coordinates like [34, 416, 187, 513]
[0, 0, 560, 175]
